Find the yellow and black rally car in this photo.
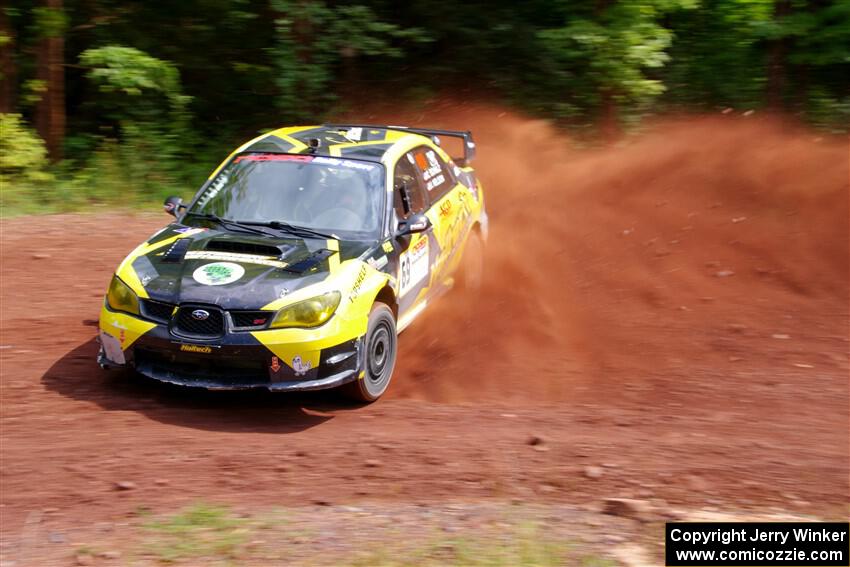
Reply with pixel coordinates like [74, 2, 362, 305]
[98, 124, 487, 401]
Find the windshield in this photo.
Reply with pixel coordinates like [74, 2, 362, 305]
[187, 153, 385, 239]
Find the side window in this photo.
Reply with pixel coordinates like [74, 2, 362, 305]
[411, 146, 454, 199]
[393, 151, 427, 220]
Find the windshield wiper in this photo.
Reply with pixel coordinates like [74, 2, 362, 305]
[236, 220, 339, 241]
[184, 212, 274, 237]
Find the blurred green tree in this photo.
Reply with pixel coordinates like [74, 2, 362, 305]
[269, 0, 430, 121]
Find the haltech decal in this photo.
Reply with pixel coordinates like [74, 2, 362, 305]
[180, 344, 213, 354]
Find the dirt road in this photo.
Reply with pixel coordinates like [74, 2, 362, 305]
[1, 106, 847, 564]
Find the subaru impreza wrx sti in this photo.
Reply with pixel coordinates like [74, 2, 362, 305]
[98, 124, 487, 401]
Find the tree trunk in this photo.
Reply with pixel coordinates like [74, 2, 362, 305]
[0, 7, 16, 113]
[596, 0, 620, 142]
[34, 0, 65, 161]
[766, 0, 791, 110]
[599, 88, 620, 143]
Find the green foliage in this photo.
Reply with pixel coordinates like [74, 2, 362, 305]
[511, 0, 693, 126]
[21, 79, 47, 107]
[32, 6, 68, 39]
[374, 521, 572, 566]
[270, 0, 430, 120]
[133, 503, 614, 565]
[0, 113, 52, 183]
[77, 45, 200, 205]
[143, 503, 249, 563]
[0, 114, 56, 215]
[662, 0, 772, 108]
[80, 45, 190, 120]
[806, 88, 850, 132]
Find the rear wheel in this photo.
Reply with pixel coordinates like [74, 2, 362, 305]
[344, 303, 397, 402]
[456, 230, 484, 293]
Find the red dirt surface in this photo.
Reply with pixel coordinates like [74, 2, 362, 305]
[1, 105, 848, 562]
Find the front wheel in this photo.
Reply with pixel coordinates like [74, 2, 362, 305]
[344, 303, 397, 402]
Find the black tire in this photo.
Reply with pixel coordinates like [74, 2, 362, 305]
[344, 303, 397, 402]
[456, 229, 484, 293]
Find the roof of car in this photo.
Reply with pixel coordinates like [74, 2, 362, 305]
[239, 125, 426, 163]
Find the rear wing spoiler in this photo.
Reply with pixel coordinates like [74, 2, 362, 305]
[323, 123, 476, 166]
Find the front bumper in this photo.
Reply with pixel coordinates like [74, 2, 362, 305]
[98, 305, 363, 391]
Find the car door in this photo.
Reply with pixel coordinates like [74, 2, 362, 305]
[407, 145, 473, 289]
[392, 149, 434, 320]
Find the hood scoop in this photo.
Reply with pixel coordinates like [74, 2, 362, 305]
[205, 239, 294, 258]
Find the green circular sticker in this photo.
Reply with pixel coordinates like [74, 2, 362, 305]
[192, 262, 245, 286]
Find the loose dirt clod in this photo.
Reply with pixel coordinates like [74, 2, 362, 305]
[602, 498, 652, 522]
[527, 435, 545, 446]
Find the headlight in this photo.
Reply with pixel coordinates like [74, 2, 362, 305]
[270, 292, 341, 329]
[106, 275, 140, 315]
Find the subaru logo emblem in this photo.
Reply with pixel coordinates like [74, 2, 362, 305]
[191, 309, 210, 321]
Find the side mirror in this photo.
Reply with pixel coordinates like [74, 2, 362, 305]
[397, 213, 431, 236]
[163, 196, 185, 217]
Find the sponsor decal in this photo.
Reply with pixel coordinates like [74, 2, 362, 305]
[292, 355, 312, 377]
[417, 150, 444, 190]
[431, 194, 473, 280]
[343, 127, 362, 141]
[414, 152, 428, 170]
[269, 355, 284, 382]
[99, 331, 125, 365]
[235, 154, 314, 163]
[192, 262, 245, 286]
[439, 200, 452, 218]
[312, 156, 378, 171]
[382, 241, 394, 253]
[173, 227, 207, 235]
[197, 172, 230, 208]
[349, 265, 368, 303]
[180, 344, 213, 353]
[109, 317, 127, 344]
[399, 237, 429, 297]
[426, 173, 446, 191]
[185, 251, 287, 268]
[367, 255, 388, 270]
[133, 255, 159, 287]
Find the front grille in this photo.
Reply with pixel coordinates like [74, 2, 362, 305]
[230, 311, 273, 329]
[172, 306, 225, 338]
[141, 300, 175, 323]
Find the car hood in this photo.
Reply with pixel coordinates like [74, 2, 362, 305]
[126, 224, 374, 310]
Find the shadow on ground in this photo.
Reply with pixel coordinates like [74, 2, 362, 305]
[41, 337, 365, 434]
